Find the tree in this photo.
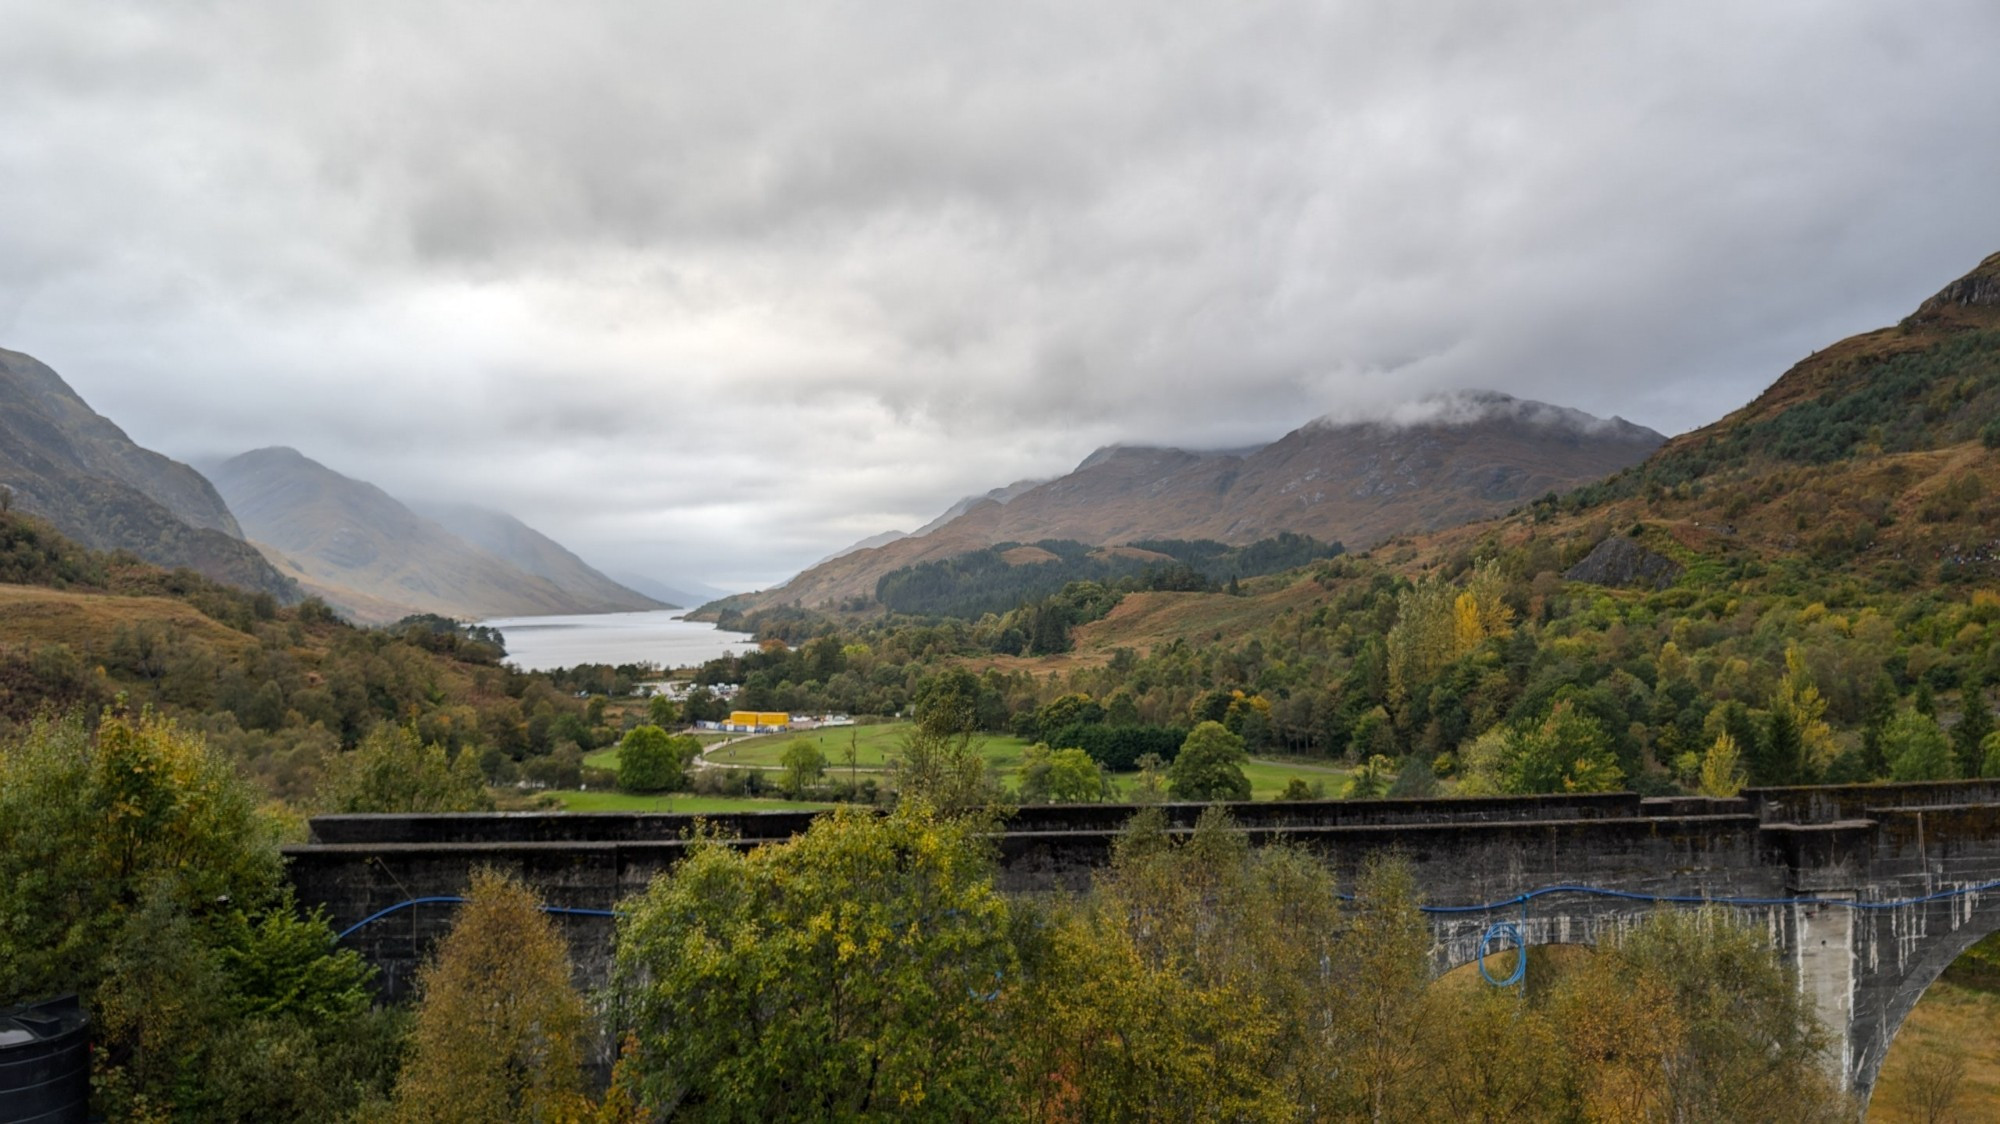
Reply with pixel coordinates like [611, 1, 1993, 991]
[1891, 1037, 1968, 1124]
[1035, 692, 1105, 737]
[778, 737, 825, 796]
[1008, 808, 1360, 1120]
[1771, 646, 1837, 776]
[1387, 578, 1456, 705]
[1127, 752, 1169, 804]
[1554, 908, 1846, 1121]
[391, 871, 591, 1123]
[323, 725, 494, 812]
[613, 805, 1015, 1120]
[0, 711, 279, 1001]
[1016, 744, 1111, 803]
[1699, 730, 1747, 797]
[1388, 565, 1512, 709]
[1886, 709, 1956, 781]
[0, 711, 398, 1119]
[1756, 707, 1809, 787]
[1105, 690, 1141, 727]
[1345, 754, 1396, 798]
[913, 666, 982, 736]
[1498, 700, 1624, 794]
[647, 693, 680, 727]
[890, 725, 996, 813]
[1954, 687, 1993, 779]
[680, 684, 724, 723]
[200, 898, 402, 1122]
[618, 724, 699, 793]
[1334, 855, 1435, 1120]
[1169, 721, 1251, 801]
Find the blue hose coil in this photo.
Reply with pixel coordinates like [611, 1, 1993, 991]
[1477, 921, 1527, 987]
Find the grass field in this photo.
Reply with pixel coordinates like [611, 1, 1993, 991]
[715, 724, 1047, 790]
[706, 722, 912, 768]
[584, 730, 731, 771]
[541, 789, 832, 813]
[1872, 973, 2000, 1121]
[1240, 757, 1350, 798]
[591, 720, 1351, 800]
[0, 584, 260, 654]
[707, 723, 1034, 769]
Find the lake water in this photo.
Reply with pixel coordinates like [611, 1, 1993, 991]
[479, 610, 758, 672]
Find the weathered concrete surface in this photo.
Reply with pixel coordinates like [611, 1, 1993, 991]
[284, 780, 2000, 1108]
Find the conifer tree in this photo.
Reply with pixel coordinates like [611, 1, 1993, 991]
[391, 870, 591, 1124]
[1953, 687, 1993, 778]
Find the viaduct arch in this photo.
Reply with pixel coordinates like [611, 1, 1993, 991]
[285, 779, 2000, 1106]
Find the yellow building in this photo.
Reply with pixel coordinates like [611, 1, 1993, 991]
[726, 710, 794, 731]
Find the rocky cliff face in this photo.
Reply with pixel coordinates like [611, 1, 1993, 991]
[0, 347, 295, 598]
[1913, 250, 2000, 318]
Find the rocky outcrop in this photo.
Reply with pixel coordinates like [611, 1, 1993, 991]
[1912, 250, 2000, 319]
[1564, 534, 1683, 590]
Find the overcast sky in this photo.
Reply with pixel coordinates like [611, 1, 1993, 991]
[4, 2, 1998, 592]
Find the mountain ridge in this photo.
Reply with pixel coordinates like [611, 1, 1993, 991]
[407, 500, 665, 612]
[1393, 248, 2000, 593]
[708, 390, 1663, 615]
[205, 447, 647, 624]
[0, 347, 296, 599]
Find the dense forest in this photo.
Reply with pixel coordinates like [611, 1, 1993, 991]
[874, 533, 1342, 618]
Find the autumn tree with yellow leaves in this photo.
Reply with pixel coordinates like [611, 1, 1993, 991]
[390, 870, 593, 1124]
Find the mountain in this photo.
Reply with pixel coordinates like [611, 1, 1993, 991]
[608, 570, 732, 609]
[0, 347, 295, 599]
[718, 393, 1662, 613]
[811, 479, 1049, 569]
[204, 447, 641, 624]
[811, 529, 912, 568]
[408, 500, 663, 611]
[1090, 247, 2000, 651]
[909, 478, 1047, 537]
[1648, 249, 2000, 472]
[1498, 247, 2000, 584]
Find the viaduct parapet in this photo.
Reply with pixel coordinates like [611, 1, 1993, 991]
[285, 780, 2000, 1105]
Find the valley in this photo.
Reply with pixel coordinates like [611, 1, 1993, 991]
[8, 6, 2000, 1118]
[5, 248, 2000, 1120]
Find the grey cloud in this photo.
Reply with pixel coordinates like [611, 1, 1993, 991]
[3, 1, 1999, 589]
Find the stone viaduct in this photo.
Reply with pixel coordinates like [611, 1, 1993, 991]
[285, 779, 2000, 1107]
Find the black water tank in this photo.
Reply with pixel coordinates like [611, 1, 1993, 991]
[0, 995, 89, 1124]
